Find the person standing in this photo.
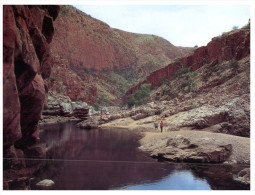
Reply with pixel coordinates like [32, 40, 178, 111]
[160, 121, 163, 133]
[154, 121, 158, 129]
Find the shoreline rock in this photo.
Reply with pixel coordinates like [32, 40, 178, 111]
[77, 118, 100, 129]
[139, 130, 250, 165]
[150, 135, 232, 163]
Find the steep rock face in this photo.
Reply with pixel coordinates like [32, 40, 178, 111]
[46, 55, 97, 104]
[125, 28, 250, 95]
[3, 5, 60, 175]
[48, 5, 192, 104]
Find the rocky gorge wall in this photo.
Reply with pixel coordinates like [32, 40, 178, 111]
[3, 5, 60, 188]
[47, 5, 192, 104]
[125, 28, 250, 96]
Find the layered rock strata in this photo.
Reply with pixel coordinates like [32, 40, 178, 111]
[43, 91, 89, 118]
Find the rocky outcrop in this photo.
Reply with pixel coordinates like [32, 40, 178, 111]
[3, 5, 60, 148]
[149, 135, 232, 163]
[43, 91, 90, 118]
[125, 28, 250, 96]
[234, 168, 250, 185]
[3, 5, 60, 189]
[77, 118, 99, 129]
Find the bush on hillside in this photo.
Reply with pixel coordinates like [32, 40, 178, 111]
[174, 67, 191, 78]
[127, 84, 151, 108]
[229, 59, 239, 72]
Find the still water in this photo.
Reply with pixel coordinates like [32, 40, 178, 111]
[32, 122, 249, 190]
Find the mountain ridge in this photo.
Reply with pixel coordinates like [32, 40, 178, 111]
[47, 5, 193, 105]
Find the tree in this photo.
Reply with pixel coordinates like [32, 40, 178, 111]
[127, 84, 151, 108]
[232, 25, 239, 30]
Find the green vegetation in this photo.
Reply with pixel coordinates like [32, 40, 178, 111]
[161, 75, 170, 86]
[202, 65, 216, 82]
[174, 67, 191, 78]
[101, 70, 132, 95]
[127, 84, 151, 108]
[93, 95, 110, 111]
[229, 59, 239, 73]
[155, 67, 198, 102]
[232, 26, 239, 30]
[182, 71, 197, 92]
[242, 18, 250, 29]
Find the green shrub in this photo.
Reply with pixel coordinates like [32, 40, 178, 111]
[161, 75, 169, 86]
[229, 59, 239, 72]
[179, 70, 197, 93]
[174, 67, 191, 78]
[232, 26, 239, 30]
[127, 84, 151, 108]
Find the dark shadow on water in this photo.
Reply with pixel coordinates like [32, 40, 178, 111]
[26, 122, 249, 190]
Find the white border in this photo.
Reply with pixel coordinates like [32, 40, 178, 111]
[1, 1, 254, 195]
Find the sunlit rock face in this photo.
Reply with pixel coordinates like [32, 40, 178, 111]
[125, 28, 250, 94]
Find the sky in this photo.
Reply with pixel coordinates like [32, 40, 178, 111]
[74, 4, 250, 47]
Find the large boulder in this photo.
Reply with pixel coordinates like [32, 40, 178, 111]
[150, 135, 232, 163]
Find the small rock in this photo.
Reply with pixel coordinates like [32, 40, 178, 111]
[36, 179, 55, 188]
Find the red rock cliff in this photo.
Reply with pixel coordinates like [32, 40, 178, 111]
[125, 29, 250, 97]
[48, 5, 192, 104]
[3, 5, 60, 150]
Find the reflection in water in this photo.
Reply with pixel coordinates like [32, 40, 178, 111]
[30, 122, 249, 190]
[118, 170, 210, 190]
[189, 164, 250, 190]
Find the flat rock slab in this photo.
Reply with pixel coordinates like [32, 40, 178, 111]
[145, 135, 232, 163]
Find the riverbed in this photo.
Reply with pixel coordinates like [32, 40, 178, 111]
[30, 122, 249, 190]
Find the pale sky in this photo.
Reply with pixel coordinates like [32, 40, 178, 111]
[74, 4, 250, 47]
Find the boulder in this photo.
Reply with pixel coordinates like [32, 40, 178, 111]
[233, 168, 250, 185]
[150, 135, 232, 163]
[71, 101, 89, 118]
[60, 102, 73, 115]
[77, 118, 99, 129]
[36, 179, 55, 189]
